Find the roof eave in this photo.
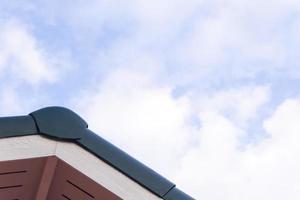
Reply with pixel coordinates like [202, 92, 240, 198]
[0, 106, 195, 200]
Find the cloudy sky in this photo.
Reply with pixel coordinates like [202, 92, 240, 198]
[1, 1, 300, 199]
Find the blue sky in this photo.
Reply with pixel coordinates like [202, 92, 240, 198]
[1, 1, 300, 199]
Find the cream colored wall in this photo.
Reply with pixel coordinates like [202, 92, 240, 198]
[0, 135, 163, 200]
[0, 135, 57, 160]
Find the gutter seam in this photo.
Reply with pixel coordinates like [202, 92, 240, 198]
[29, 113, 41, 133]
[162, 185, 176, 199]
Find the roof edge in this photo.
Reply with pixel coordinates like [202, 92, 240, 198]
[0, 115, 37, 137]
[30, 106, 88, 140]
[164, 187, 195, 200]
[0, 106, 195, 200]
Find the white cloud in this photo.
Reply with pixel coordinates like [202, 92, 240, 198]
[75, 68, 293, 199]
[0, 18, 74, 117]
[0, 86, 23, 115]
[196, 86, 270, 127]
[1, 1, 300, 199]
[172, 1, 291, 82]
[48, 0, 300, 91]
[26, 0, 300, 88]
[175, 98, 300, 199]
[0, 19, 68, 85]
[75, 69, 196, 176]
[13, 0, 300, 81]
[76, 73, 300, 199]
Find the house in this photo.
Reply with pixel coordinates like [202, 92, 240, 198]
[0, 106, 194, 200]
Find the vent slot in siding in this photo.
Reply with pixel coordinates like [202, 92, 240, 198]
[0, 170, 26, 176]
[0, 185, 23, 190]
[67, 180, 95, 199]
[62, 194, 72, 200]
[0, 170, 26, 189]
[0, 157, 49, 200]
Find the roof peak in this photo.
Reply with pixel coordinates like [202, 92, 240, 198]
[30, 106, 88, 140]
[0, 106, 195, 200]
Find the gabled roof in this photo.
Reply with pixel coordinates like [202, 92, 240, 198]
[0, 107, 194, 200]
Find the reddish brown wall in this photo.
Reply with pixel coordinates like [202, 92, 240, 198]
[0, 156, 122, 200]
[0, 157, 47, 200]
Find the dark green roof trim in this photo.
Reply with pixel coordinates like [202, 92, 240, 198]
[0, 115, 37, 137]
[77, 129, 174, 197]
[0, 106, 195, 200]
[164, 187, 195, 200]
[30, 107, 88, 140]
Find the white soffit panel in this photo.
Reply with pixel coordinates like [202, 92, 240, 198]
[0, 135, 56, 161]
[0, 135, 163, 200]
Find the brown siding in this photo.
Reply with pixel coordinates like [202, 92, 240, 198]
[0, 157, 47, 200]
[47, 157, 122, 200]
[0, 156, 122, 200]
